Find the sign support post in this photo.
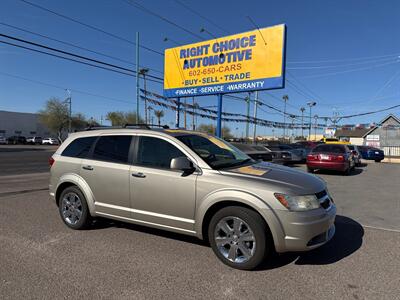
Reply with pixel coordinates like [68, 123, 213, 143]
[216, 94, 223, 137]
[175, 97, 181, 128]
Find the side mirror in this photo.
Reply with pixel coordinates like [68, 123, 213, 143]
[170, 157, 196, 175]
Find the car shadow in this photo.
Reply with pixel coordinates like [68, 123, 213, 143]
[259, 215, 364, 270]
[313, 168, 363, 176]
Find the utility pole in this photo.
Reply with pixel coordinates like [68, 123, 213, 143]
[135, 32, 140, 123]
[65, 89, 72, 133]
[139, 68, 149, 124]
[314, 114, 318, 141]
[252, 91, 259, 143]
[282, 95, 288, 140]
[300, 107, 305, 139]
[192, 97, 195, 130]
[245, 92, 251, 141]
[307, 101, 316, 141]
[290, 114, 295, 142]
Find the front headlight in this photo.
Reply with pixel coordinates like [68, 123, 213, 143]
[274, 193, 320, 211]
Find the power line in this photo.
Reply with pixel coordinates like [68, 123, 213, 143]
[122, 0, 204, 40]
[287, 56, 396, 70]
[17, 0, 164, 56]
[297, 60, 400, 79]
[0, 33, 164, 82]
[0, 22, 164, 75]
[173, 0, 230, 35]
[288, 52, 400, 64]
[0, 71, 135, 105]
[0, 40, 163, 84]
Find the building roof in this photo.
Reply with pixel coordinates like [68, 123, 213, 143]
[335, 128, 370, 138]
[362, 114, 400, 137]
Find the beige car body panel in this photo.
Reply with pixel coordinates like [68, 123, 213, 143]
[50, 129, 336, 253]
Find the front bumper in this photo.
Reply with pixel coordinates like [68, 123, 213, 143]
[271, 203, 336, 252]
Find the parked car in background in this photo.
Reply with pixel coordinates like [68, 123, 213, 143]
[0, 136, 7, 144]
[42, 137, 59, 145]
[26, 136, 43, 145]
[266, 144, 303, 164]
[358, 146, 384, 162]
[7, 136, 26, 145]
[347, 145, 362, 166]
[231, 143, 273, 162]
[307, 144, 355, 175]
[289, 143, 309, 161]
[321, 137, 350, 145]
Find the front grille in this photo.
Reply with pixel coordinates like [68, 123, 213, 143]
[315, 190, 327, 199]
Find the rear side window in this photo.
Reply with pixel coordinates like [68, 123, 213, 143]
[136, 136, 185, 169]
[62, 137, 96, 158]
[92, 135, 132, 164]
[313, 144, 345, 154]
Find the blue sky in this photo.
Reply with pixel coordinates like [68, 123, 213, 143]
[1, 0, 399, 136]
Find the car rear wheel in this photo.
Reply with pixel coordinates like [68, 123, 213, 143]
[208, 206, 272, 270]
[307, 167, 314, 173]
[59, 186, 92, 230]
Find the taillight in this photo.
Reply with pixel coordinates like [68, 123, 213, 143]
[307, 154, 318, 161]
[49, 157, 55, 167]
[336, 155, 345, 161]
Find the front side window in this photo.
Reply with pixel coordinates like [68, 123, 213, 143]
[92, 135, 132, 164]
[136, 136, 185, 169]
[175, 134, 251, 169]
[62, 136, 96, 158]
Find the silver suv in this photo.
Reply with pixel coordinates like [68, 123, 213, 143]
[49, 128, 336, 270]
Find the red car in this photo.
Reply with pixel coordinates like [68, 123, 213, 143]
[307, 144, 355, 175]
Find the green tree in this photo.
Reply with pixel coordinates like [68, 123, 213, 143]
[197, 123, 233, 139]
[38, 98, 69, 142]
[106, 111, 143, 126]
[154, 110, 165, 126]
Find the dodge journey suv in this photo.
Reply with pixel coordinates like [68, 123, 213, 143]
[49, 127, 336, 270]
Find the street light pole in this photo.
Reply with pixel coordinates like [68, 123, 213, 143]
[252, 91, 259, 143]
[307, 101, 316, 141]
[314, 114, 318, 140]
[139, 68, 149, 124]
[65, 89, 72, 133]
[135, 32, 140, 123]
[282, 95, 288, 140]
[300, 107, 305, 138]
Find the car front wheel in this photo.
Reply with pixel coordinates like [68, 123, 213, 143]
[208, 206, 272, 270]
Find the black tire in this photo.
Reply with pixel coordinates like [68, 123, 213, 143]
[208, 206, 272, 270]
[344, 167, 351, 176]
[307, 167, 314, 173]
[375, 159, 381, 163]
[58, 186, 92, 230]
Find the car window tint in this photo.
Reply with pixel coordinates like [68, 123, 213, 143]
[313, 144, 345, 153]
[62, 137, 96, 158]
[136, 136, 185, 169]
[92, 135, 132, 164]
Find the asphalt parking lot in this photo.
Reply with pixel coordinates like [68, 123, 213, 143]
[1, 146, 399, 299]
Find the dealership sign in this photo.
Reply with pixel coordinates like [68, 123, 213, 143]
[163, 24, 286, 97]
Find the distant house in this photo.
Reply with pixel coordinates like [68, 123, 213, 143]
[362, 114, 400, 156]
[335, 128, 370, 145]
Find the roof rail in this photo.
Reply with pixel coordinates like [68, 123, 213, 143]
[84, 124, 170, 131]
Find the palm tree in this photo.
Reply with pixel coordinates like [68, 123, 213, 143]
[154, 110, 165, 126]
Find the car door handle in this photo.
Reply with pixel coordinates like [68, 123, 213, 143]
[131, 172, 146, 178]
[82, 165, 94, 171]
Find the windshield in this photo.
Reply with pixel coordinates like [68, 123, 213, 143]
[175, 134, 252, 169]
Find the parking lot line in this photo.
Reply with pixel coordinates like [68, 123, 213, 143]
[361, 224, 400, 233]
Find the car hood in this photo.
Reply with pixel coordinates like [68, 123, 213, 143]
[221, 161, 326, 195]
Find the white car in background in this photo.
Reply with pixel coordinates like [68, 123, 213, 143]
[0, 136, 7, 144]
[42, 138, 59, 145]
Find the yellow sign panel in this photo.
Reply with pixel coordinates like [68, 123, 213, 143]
[164, 24, 286, 97]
